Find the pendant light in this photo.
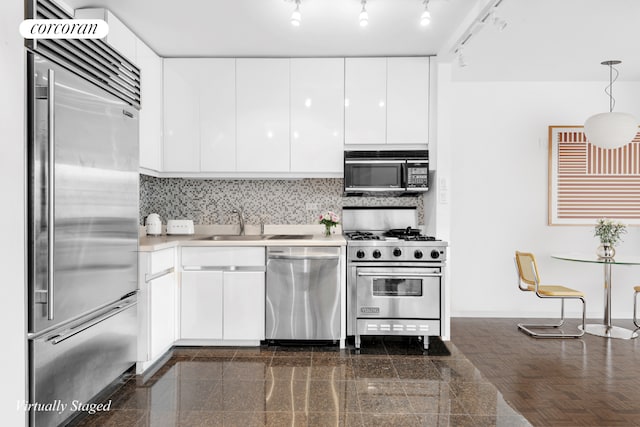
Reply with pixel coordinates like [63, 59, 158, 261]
[584, 60, 638, 149]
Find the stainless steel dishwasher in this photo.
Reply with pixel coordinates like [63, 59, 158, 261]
[266, 247, 341, 341]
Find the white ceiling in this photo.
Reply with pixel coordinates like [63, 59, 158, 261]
[61, 0, 640, 81]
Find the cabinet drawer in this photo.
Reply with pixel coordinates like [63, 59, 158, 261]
[149, 248, 176, 275]
[182, 247, 265, 268]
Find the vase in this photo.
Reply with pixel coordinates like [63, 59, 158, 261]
[597, 243, 616, 259]
[324, 224, 332, 237]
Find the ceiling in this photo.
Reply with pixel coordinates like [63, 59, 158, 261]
[60, 0, 640, 81]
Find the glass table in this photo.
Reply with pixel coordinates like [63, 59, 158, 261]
[551, 253, 640, 339]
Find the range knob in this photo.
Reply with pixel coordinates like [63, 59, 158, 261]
[430, 249, 441, 259]
[356, 250, 366, 259]
[393, 248, 402, 257]
[414, 250, 424, 259]
[372, 250, 382, 259]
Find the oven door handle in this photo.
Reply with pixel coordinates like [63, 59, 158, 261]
[357, 272, 442, 278]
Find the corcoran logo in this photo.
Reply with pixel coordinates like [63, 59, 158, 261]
[360, 307, 380, 314]
[20, 19, 109, 39]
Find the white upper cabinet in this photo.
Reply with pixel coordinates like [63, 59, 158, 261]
[136, 40, 163, 172]
[345, 57, 430, 146]
[387, 57, 429, 145]
[344, 58, 387, 145]
[236, 59, 290, 173]
[74, 8, 136, 62]
[199, 59, 236, 172]
[163, 59, 200, 172]
[290, 58, 344, 174]
[163, 59, 236, 173]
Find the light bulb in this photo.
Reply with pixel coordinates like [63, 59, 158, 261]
[290, 5, 301, 27]
[420, 10, 431, 26]
[359, 6, 369, 27]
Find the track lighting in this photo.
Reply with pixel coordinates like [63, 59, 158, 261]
[359, 0, 369, 27]
[491, 12, 507, 31]
[420, 0, 431, 26]
[450, 0, 508, 68]
[290, 0, 301, 27]
[456, 49, 467, 68]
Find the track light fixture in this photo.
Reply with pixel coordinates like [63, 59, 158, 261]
[486, 11, 507, 31]
[290, 0, 301, 27]
[359, 0, 369, 27]
[419, 0, 431, 26]
[450, 0, 508, 68]
[456, 49, 467, 68]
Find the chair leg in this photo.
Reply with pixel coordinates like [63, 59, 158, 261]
[517, 297, 585, 338]
[634, 290, 639, 329]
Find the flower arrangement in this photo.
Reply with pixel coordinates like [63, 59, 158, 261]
[594, 218, 627, 246]
[319, 211, 340, 237]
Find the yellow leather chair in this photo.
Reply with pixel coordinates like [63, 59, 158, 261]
[634, 286, 640, 329]
[514, 251, 586, 338]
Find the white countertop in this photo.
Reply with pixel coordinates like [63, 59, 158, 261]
[139, 224, 346, 252]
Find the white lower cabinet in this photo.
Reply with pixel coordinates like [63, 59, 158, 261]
[180, 271, 224, 340]
[138, 247, 178, 373]
[179, 247, 266, 343]
[223, 271, 265, 340]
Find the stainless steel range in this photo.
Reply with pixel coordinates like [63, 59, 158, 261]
[343, 207, 447, 350]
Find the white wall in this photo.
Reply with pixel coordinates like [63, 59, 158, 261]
[447, 80, 640, 318]
[0, 1, 27, 425]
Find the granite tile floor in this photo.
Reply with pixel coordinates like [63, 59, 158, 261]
[70, 336, 530, 427]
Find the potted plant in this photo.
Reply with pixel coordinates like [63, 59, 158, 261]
[594, 218, 626, 258]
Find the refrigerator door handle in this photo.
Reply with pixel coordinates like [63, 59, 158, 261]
[47, 68, 55, 321]
[49, 300, 137, 345]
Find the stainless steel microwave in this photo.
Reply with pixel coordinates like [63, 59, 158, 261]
[344, 150, 429, 194]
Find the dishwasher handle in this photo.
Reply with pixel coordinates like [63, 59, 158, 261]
[268, 254, 340, 261]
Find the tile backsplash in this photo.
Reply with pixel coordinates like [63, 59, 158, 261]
[140, 174, 424, 226]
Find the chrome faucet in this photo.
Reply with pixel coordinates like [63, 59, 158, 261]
[232, 207, 245, 235]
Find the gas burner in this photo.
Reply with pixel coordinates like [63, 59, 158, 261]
[346, 231, 381, 241]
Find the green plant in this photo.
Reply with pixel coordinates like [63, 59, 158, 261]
[594, 218, 627, 246]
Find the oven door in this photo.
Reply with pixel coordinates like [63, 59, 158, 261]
[344, 160, 406, 192]
[355, 267, 440, 319]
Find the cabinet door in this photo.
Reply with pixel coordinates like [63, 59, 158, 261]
[163, 59, 200, 172]
[199, 59, 236, 172]
[236, 59, 290, 172]
[180, 271, 223, 339]
[137, 40, 163, 171]
[387, 57, 429, 145]
[223, 271, 265, 340]
[149, 271, 176, 359]
[344, 58, 387, 145]
[290, 58, 344, 174]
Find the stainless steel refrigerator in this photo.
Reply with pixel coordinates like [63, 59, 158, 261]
[27, 50, 139, 427]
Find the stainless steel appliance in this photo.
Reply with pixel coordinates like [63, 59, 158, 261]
[344, 207, 447, 350]
[26, 2, 141, 424]
[344, 150, 429, 195]
[266, 247, 341, 341]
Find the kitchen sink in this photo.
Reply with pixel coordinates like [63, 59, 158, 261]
[197, 234, 313, 241]
[198, 235, 269, 241]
